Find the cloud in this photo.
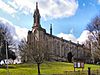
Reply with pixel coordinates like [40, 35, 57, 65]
[97, 0, 100, 4]
[57, 33, 77, 43]
[39, 0, 78, 19]
[77, 30, 90, 44]
[70, 28, 74, 34]
[82, 3, 86, 6]
[14, 26, 28, 40]
[0, 17, 28, 41]
[2, 0, 78, 19]
[0, 0, 17, 15]
[57, 30, 90, 44]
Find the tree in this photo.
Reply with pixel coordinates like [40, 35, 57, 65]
[19, 37, 51, 75]
[87, 15, 100, 63]
[18, 39, 30, 63]
[67, 52, 73, 63]
[0, 25, 16, 63]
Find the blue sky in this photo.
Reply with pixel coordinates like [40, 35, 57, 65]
[0, 0, 100, 43]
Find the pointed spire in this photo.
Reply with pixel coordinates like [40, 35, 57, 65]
[32, 2, 41, 30]
[36, 2, 38, 9]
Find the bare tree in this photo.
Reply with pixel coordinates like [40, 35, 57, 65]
[87, 15, 100, 63]
[19, 37, 51, 75]
[0, 25, 16, 63]
[18, 38, 30, 63]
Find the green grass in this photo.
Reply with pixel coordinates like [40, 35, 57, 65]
[0, 62, 100, 75]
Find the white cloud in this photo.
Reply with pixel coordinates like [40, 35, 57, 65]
[0, 17, 28, 41]
[14, 25, 28, 40]
[77, 30, 90, 44]
[70, 28, 74, 34]
[2, 0, 78, 19]
[57, 30, 90, 44]
[57, 33, 77, 43]
[39, 0, 78, 19]
[83, 3, 86, 6]
[0, 0, 17, 15]
[97, 0, 100, 4]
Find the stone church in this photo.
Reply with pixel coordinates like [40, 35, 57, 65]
[27, 2, 91, 62]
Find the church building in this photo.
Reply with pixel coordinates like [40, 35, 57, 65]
[27, 2, 91, 62]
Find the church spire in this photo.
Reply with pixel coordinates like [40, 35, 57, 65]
[36, 2, 38, 9]
[33, 2, 41, 29]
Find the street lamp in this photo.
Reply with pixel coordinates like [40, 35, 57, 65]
[2, 32, 9, 75]
[5, 40, 9, 75]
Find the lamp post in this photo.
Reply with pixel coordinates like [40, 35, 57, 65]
[0, 37, 1, 54]
[5, 40, 9, 75]
[2, 32, 9, 75]
[0, 39, 1, 59]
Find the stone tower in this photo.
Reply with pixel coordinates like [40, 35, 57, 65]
[28, 2, 46, 42]
[32, 2, 41, 30]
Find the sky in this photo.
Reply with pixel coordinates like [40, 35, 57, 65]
[0, 0, 100, 43]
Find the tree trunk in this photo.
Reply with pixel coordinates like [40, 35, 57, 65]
[37, 63, 40, 75]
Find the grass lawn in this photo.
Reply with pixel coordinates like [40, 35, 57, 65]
[0, 62, 100, 75]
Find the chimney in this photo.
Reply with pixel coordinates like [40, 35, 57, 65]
[50, 24, 52, 35]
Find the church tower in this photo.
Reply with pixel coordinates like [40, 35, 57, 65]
[32, 2, 41, 31]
